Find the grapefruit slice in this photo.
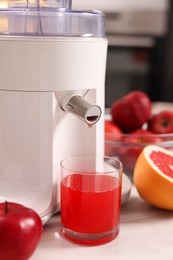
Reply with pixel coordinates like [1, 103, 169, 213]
[134, 145, 173, 210]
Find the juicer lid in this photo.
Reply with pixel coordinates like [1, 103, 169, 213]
[0, 0, 105, 37]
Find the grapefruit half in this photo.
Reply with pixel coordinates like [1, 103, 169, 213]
[134, 145, 173, 210]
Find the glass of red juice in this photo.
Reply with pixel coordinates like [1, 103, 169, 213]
[60, 155, 123, 245]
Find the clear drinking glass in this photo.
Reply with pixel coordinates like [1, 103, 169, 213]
[60, 155, 123, 245]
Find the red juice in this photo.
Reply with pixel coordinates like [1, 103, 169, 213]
[60, 173, 122, 245]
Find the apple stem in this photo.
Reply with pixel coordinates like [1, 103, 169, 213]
[5, 201, 8, 214]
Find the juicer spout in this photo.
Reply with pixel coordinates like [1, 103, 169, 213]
[61, 95, 102, 126]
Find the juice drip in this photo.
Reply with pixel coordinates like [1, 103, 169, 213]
[87, 123, 93, 128]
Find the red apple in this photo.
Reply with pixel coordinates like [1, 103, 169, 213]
[148, 110, 173, 134]
[117, 129, 162, 176]
[104, 120, 122, 156]
[0, 201, 43, 260]
[111, 91, 151, 132]
[105, 120, 122, 136]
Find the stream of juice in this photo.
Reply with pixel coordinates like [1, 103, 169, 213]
[61, 173, 121, 243]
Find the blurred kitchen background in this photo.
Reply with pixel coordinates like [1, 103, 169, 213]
[73, 0, 173, 107]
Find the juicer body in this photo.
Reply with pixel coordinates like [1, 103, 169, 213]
[0, 37, 107, 223]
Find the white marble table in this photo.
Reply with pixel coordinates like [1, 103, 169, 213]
[31, 186, 173, 260]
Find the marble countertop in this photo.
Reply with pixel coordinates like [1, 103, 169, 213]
[31, 186, 173, 260]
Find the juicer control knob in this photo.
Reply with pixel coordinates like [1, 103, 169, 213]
[60, 94, 102, 126]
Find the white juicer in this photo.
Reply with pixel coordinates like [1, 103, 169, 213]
[0, 0, 107, 224]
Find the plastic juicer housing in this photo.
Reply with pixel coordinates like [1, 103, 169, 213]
[0, 0, 107, 224]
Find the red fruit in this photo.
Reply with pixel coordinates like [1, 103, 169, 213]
[122, 129, 162, 145]
[104, 120, 122, 156]
[118, 129, 162, 176]
[148, 110, 173, 134]
[105, 120, 122, 136]
[111, 91, 151, 132]
[0, 202, 43, 260]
